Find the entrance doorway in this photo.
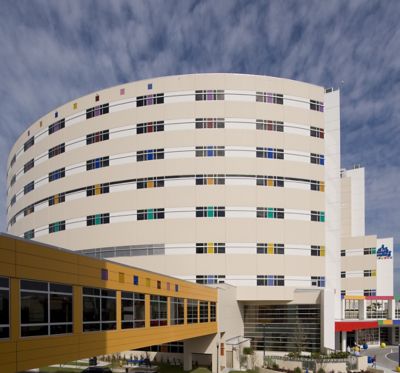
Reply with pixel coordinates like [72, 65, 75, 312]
[380, 327, 390, 345]
[347, 331, 356, 347]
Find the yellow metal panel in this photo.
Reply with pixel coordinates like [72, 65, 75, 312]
[344, 295, 365, 300]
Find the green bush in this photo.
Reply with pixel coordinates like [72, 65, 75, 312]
[317, 368, 325, 373]
[272, 362, 279, 370]
[294, 367, 302, 373]
[243, 347, 254, 355]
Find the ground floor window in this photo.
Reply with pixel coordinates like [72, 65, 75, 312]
[142, 341, 184, 353]
[20, 280, 73, 337]
[243, 304, 320, 352]
[0, 277, 9, 338]
[357, 328, 379, 345]
[83, 287, 116, 331]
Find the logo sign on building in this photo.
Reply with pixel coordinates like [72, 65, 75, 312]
[376, 244, 392, 260]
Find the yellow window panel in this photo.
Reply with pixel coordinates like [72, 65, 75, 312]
[320, 249, 326, 256]
[73, 102, 78, 109]
[320, 182, 325, 192]
[207, 243, 214, 254]
[54, 195, 59, 204]
[95, 184, 101, 195]
[147, 180, 154, 188]
[207, 178, 214, 185]
[267, 243, 274, 254]
[119, 272, 125, 283]
[267, 179, 274, 187]
[371, 270, 376, 277]
[146, 278, 151, 287]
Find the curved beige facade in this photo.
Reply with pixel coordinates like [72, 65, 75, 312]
[6, 73, 328, 294]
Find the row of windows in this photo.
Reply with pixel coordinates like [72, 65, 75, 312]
[14, 90, 325, 169]
[9, 173, 325, 219]
[341, 289, 377, 297]
[1, 278, 216, 338]
[340, 270, 376, 278]
[87, 130, 109, 145]
[256, 275, 325, 287]
[14, 147, 325, 198]
[78, 243, 328, 259]
[24, 207, 326, 238]
[340, 247, 377, 256]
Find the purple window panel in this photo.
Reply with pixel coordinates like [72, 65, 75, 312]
[101, 268, 108, 280]
[207, 90, 214, 100]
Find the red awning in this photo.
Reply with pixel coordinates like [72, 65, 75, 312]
[335, 321, 378, 332]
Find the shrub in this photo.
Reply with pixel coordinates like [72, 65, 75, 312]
[317, 368, 325, 373]
[272, 362, 280, 370]
[294, 367, 302, 373]
[243, 347, 254, 355]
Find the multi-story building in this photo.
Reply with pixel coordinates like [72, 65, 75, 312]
[5, 74, 395, 362]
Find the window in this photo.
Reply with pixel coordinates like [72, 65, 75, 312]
[311, 276, 325, 287]
[10, 195, 16, 206]
[20, 280, 73, 337]
[341, 271, 346, 278]
[10, 174, 16, 187]
[310, 126, 324, 138]
[137, 149, 164, 161]
[257, 275, 285, 286]
[256, 92, 283, 104]
[195, 90, 224, 101]
[137, 208, 165, 220]
[196, 174, 225, 185]
[48, 143, 65, 158]
[137, 121, 164, 134]
[256, 207, 284, 219]
[341, 250, 346, 257]
[49, 193, 65, 206]
[195, 118, 225, 129]
[83, 288, 116, 331]
[200, 301, 209, 323]
[0, 277, 9, 339]
[24, 137, 35, 152]
[24, 181, 34, 195]
[86, 130, 109, 145]
[10, 154, 16, 167]
[311, 180, 325, 191]
[311, 245, 325, 256]
[24, 159, 34, 173]
[256, 176, 284, 187]
[187, 299, 198, 323]
[121, 292, 145, 329]
[366, 299, 388, 319]
[364, 289, 377, 296]
[196, 275, 225, 284]
[95, 94, 99, 102]
[133, 276, 139, 285]
[87, 213, 110, 226]
[137, 177, 164, 189]
[256, 147, 284, 159]
[136, 93, 164, 107]
[311, 211, 325, 222]
[210, 302, 216, 322]
[24, 204, 35, 216]
[87, 183, 110, 196]
[170, 297, 184, 325]
[86, 103, 109, 119]
[49, 221, 66, 234]
[364, 270, 376, 277]
[195, 146, 225, 157]
[24, 230, 35, 240]
[150, 295, 167, 327]
[310, 153, 324, 165]
[86, 156, 109, 170]
[196, 206, 225, 218]
[196, 243, 225, 254]
[256, 119, 284, 132]
[364, 247, 377, 255]
[49, 119, 65, 135]
[257, 243, 284, 255]
[157, 281, 161, 290]
[341, 290, 346, 297]
[344, 299, 359, 319]
[310, 100, 324, 112]
[49, 167, 65, 182]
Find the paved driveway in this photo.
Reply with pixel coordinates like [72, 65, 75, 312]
[360, 346, 399, 372]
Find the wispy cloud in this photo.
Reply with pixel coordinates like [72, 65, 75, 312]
[0, 0, 399, 288]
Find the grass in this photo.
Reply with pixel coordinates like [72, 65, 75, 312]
[37, 368, 83, 373]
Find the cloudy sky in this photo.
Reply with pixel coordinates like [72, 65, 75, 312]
[0, 1, 399, 288]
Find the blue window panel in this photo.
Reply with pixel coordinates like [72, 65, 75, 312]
[267, 148, 273, 159]
[321, 277, 326, 287]
[95, 158, 100, 169]
[175, 284, 179, 292]
[133, 275, 139, 285]
[267, 275, 274, 286]
[207, 147, 214, 157]
[320, 156, 325, 165]
[148, 83, 153, 90]
[147, 150, 154, 160]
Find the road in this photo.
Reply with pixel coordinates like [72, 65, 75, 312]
[360, 346, 399, 372]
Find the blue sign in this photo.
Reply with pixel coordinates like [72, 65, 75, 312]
[377, 244, 392, 259]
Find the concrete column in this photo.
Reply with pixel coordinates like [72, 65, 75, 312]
[183, 350, 192, 371]
[388, 299, 395, 320]
[341, 331, 347, 351]
[359, 300, 366, 320]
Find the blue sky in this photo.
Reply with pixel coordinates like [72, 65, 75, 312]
[0, 0, 399, 288]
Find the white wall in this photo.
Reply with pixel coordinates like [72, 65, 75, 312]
[376, 237, 394, 296]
